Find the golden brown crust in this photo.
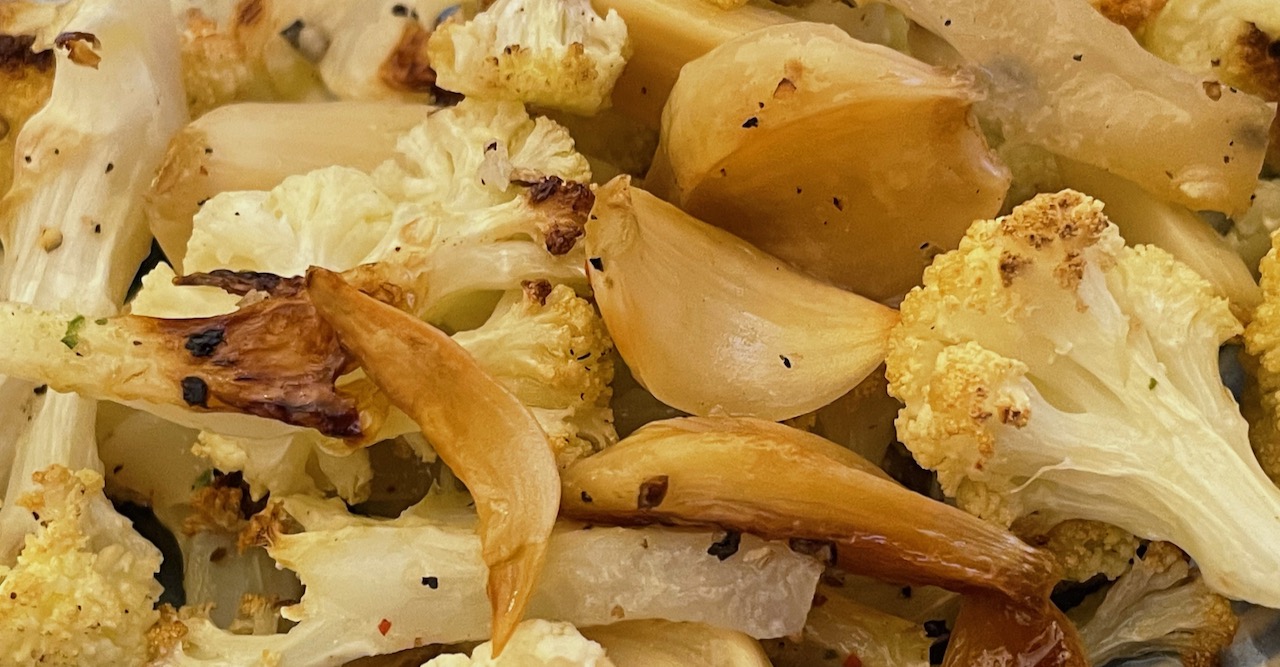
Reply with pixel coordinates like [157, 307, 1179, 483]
[379, 21, 437, 93]
[143, 272, 361, 437]
[1089, 0, 1167, 33]
[526, 176, 594, 255]
[1235, 23, 1280, 101]
[53, 31, 101, 69]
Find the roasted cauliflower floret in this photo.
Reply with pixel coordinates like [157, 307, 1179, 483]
[1075, 542, 1238, 667]
[887, 190, 1280, 607]
[0, 467, 162, 667]
[428, 0, 631, 115]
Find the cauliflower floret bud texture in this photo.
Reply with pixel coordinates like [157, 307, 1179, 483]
[887, 189, 1280, 607]
[0, 466, 162, 666]
[428, 0, 631, 115]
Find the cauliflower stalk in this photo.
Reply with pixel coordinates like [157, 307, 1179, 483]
[886, 189, 1280, 607]
[428, 0, 631, 115]
[154, 497, 820, 666]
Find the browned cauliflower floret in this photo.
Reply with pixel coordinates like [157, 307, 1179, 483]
[1074, 542, 1238, 666]
[1015, 518, 1140, 583]
[887, 190, 1280, 608]
[427, 0, 631, 115]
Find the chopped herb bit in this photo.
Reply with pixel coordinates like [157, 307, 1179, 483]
[1148, 377, 1158, 390]
[707, 530, 742, 561]
[637, 475, 670, 510]
[421, 576, 439, 589]
[181, 376, 210, 407]
[60, 315, 86, 349]
[194, 469, 215, 488]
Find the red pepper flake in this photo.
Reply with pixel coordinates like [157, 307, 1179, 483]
[843, 654, 863, 667]
[378, 618, 392, 636]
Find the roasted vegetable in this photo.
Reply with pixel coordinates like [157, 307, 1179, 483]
[586, 177, 898, 421]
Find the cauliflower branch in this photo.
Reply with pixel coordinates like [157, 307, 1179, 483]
[887, 189, 1280, 607]
[1075, 542, 1237, 666]
[428, 0, 631, 115]
[0, 466, 162, 666]
[154, 498, 820, 666]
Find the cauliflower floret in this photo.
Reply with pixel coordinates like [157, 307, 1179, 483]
[452, 283, 615, 466]
[191, 430, 372, 503]
[184, 165, 396, 276]
[1014, 519, 1140, 583]
[372, 98, 592, 210]
[427, 0, 631, 115]
[1074, 542, 1238, 666]
[424, 619, 614, 666]
[0, 466, 162, 666]
[1241, 221, 1280, 484]
[887, 190, 1280, 607]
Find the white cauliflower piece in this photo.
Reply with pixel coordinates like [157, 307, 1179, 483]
[0, 467, 161, 666]
[452, 283, 615, 466]
[184, 166, 396, 276]
[1075, 542, 1238, 666]
[428, 0, 631, 115]
[155, 498, 820, 666]
[887, 190, 1280, 607]
[423, 619, 614, 666]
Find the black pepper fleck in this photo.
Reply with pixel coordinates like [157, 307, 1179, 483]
[588, 257, 604, 271]
[944, 19, 952, 26]
[780, 355, 792, 369]
[833, 197, 844, 211]
[580, 490, 593, 503]
[33, 385, 47, 395]
[924, 619, 949, 638]
[1072, 54, 1083, 62]
[421, 576, 439, 589]
[105, 162, 114, 173]
[742, 117, 759, 129]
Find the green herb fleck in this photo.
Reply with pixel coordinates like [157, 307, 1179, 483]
[193, 469, 214, 489]
[1148, 377, 1158, 390]
[94, 318, 107, 325]
[60, 315, 86, 349]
